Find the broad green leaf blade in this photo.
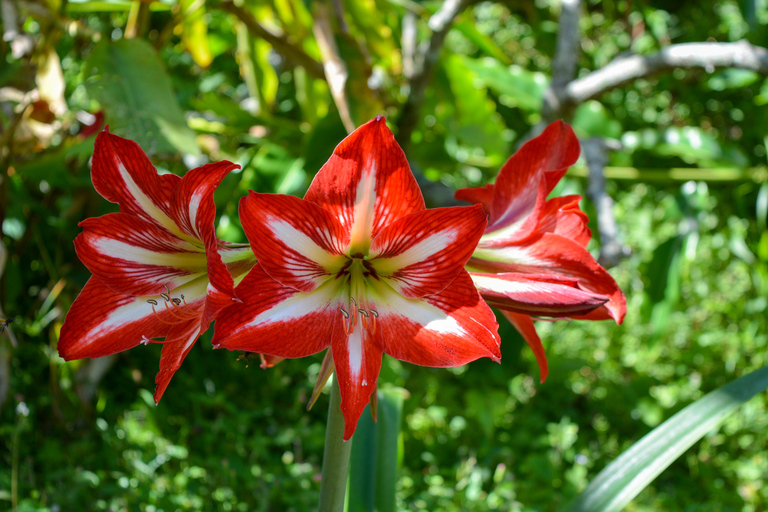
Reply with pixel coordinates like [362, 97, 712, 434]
[563, 365, 768, 512]
[84, 39, 199, 157]
[346, 389, 404, 512]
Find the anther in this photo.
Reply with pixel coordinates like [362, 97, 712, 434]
[339, 307, 349, 318]
[147, 299, 158, 305]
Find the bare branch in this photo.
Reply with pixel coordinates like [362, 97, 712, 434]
[396, 0, 468, 153]
[401, 11, 418, 80]
[312, 3, 355, 134]
[582, 138, 631, 269]
[565, 40, 768, 106]
[542, 0, 582, 122]
[218, 1, 325, 79]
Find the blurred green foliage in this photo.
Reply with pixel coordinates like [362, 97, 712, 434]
[1, 0, 768, 510]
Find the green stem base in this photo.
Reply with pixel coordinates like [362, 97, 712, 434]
[318, 377, 352, 512]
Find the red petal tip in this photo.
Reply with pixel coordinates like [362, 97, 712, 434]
[103, 125, 110, 133]
[375, 114, 384, 122]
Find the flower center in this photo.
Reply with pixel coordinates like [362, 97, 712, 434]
[147, 285, 200, 326]
[336, 257, 379, 335]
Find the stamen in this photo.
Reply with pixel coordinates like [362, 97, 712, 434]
[147, 299, 158, 305]
[163, 300, 198, 321]
[151, 305, 186, 325]
[160, 292, 171, 302]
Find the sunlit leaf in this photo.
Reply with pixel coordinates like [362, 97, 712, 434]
[571, 101, 622, 139]
[84, 39, 199, 156]
[459, 56, 548, 112]
[347, 389, 404, 512]
[562, 365, 768, 512]
[181, 0, 213, 68]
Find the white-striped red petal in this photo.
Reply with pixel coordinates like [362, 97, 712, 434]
[91, 129, 184, 237]
[471, 232, 626, 323]
[239, 192, 349, 292]
[75, 213, 207, 297]
[303, 117, 425, 252]
[370, 205, 487, 298]
[154, 320, 202, 403]
[374, 271, 501, 367]
[58, 277, 171, 360]
[470, 272, 607, 317]
[475, 121, 581, 244]
[170, 161, 243, 323]
[331, 319, 382, 440]
[212, 265, 334, 358]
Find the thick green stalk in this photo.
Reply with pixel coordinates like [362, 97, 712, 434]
[318, 377, 352, 512]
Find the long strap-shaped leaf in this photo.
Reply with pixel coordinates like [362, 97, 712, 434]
[563, 364, 768, 512]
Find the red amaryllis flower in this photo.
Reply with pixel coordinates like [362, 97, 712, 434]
[455, 121, 626, 382]
[58, 129, 256, 401]
[213, 117, 501, 439]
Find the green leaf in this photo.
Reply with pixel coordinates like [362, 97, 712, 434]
[84, 39, 199, 156]
[346, 389, 404, 512]
[66, 0, 171, 12]
[453, 18, 512, 65]
[571, 101, 622, 139]
[562, 365, 768, 512]
[459, 56, 549, 112]
[443, 55, 508, 165]
[621, 127, 748, 167]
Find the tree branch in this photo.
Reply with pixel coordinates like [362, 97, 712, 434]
[582, 138, 631, 268]
[565, 40, 768, 107]
[542, 0, 582, 123]
[312, 2, 355, 133]
[396, 0, 468, 153]
[218, 1, 325, 79]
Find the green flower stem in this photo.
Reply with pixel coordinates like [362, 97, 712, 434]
[318, 377, 353, 512]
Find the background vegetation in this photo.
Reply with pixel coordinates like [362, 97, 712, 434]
[1, 0, 767, 510]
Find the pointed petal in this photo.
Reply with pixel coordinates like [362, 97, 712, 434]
[238, 192, 348, 292]
[303, 117, 425, 252]
[471, 233, 626, 323]
[212, 265, 334, 357]
[58, 277, 170, 360]
[487, 120, 580, 241]
[370, 205, 487, 298]
[470, 272, 608, 317]
[169, 161, 240, 241]
[154, 320, 201, 403]
[91, 129, 183, 236]
[373, 271, 501, 367]
[170, 161, 243, 325]
[75, 213, 207, 297]
[537, 195, 591, 247]
[500, 310, 548, 382]
[331, 320, 382, 440]
[454, 184, 495, 215]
